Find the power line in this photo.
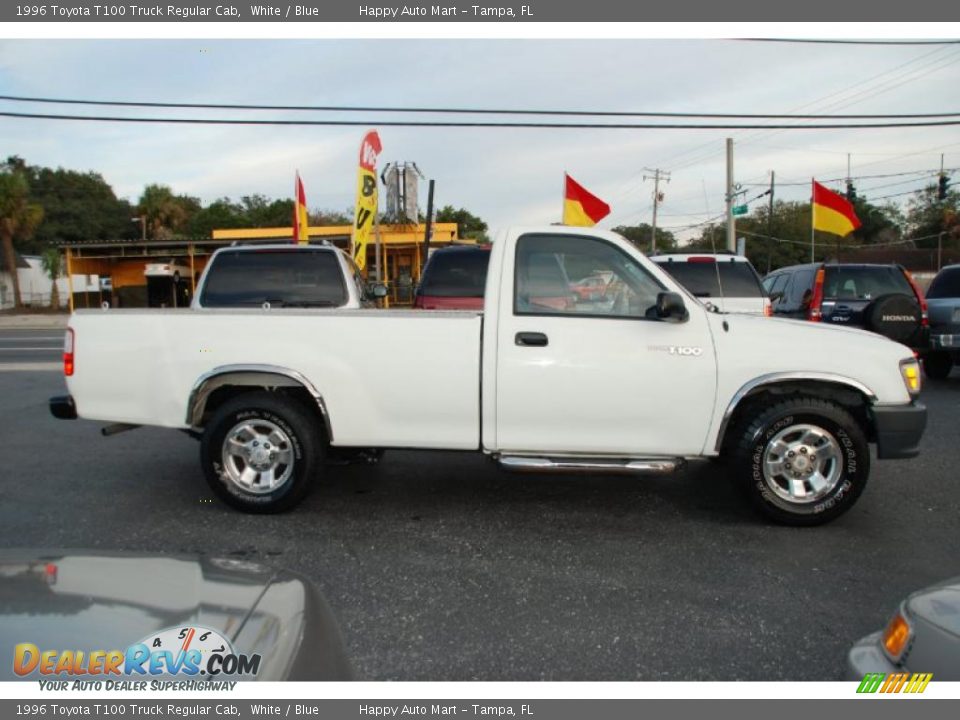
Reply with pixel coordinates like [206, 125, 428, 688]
[661, 46, 960, 173]
[739, 39, 960, 46]
[742, 168, 957, 187]
[3, 110, 960, 130]
[2, 94, 959, 120]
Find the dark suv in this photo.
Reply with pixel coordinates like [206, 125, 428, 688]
[923, 263, 960, 379]
[762, 263, 928, 351]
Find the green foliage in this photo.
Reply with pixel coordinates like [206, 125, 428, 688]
[905, 183, 960, 247]
[19, 162, 136, 251]
[612, 224, 678, 253]
[40, 247, 62, 308]
[0, 162, 44, 307]
[138, 184, 201, 240]
[435, 205, 489, 241]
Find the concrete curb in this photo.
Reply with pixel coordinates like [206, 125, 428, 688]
[0, 314, 70, 330]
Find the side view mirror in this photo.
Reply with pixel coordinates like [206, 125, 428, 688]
[656, 292, 689, 323]
[769, 290, 784, 303]
[367, 283, 388, 299]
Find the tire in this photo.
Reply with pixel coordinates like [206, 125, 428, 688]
[863, 293, 922, 344]
[923, 351, 953, 380]
[200, 391, 322, 513]
[731, 397, 869, 526]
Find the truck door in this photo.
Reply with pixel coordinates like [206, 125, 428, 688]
[495, 232, 717, 457]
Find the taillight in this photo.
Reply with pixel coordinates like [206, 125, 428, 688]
[687, 256, 717, 263]
[63, 328, 74, 377]
[763, 298, 773, 317]
[807, 267, 825, 321]
[903, 269, 929, 327]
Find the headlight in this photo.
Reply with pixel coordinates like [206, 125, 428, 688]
[899, 359, 921, 396]
[881, 610, 913, 662]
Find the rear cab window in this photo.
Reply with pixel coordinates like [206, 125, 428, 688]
[200, 249, 348, 308]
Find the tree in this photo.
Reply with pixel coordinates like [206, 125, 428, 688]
[612, 224, 678, 253]
[20, 162, 137, 248]
[40, 247, 62, 308]
[0, 164, 44, 309]
[188, 197, 246, 238]
[310, 208, 352, 226]
[435, 206, 488, 242]
[137, 184, 200, 239]
[239, 194, 295, 228]
[905, 183, 959, 249]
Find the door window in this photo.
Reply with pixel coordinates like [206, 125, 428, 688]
[514, 234, 664, 318]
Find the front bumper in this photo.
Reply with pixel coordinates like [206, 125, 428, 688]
[872, 401, 926, 460]
[845, 631, 899, 680]
[49, 395, 77, 420]
[930, 331, 960, 355]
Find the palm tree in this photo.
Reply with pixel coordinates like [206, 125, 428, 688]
[138, 184, 197, 240]
[0, 169, 44, 309]
[40, 247, 63, 309]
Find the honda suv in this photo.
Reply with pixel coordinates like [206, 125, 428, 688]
[762, 263, 928, 351]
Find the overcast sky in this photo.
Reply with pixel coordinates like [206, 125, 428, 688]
[1, 38, 958, 241]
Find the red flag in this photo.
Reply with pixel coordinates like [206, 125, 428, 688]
[293, 172, 309, 245]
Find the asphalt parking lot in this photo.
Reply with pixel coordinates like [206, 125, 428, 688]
[2, 326, 958, 681]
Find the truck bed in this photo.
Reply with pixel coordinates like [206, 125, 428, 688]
[68, 308, 483, 450]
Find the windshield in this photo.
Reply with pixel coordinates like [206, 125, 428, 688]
[926, 267, 960, 299]
[419, 249, 490, 298]
[200, 249, 347, 307]
[654, 260, 764, 298]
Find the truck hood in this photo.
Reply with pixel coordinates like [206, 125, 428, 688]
[707, 311, 917, 404]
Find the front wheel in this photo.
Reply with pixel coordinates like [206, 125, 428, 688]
[201, 391, 322, 513]
[923, 351, 953, 380]
[731, 397, 869, 526]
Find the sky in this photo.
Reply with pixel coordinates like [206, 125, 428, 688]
[0, 37, 958, 242]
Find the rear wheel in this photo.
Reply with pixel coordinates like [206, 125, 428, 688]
[201, 391, 322, 513]
[923, 351, 953, 380]
[731, 397, 869, 526]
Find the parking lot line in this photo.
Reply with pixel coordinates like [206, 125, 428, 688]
[0, 363, 61, 371]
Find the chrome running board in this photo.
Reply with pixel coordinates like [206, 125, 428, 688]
[498, 456, 682, 475]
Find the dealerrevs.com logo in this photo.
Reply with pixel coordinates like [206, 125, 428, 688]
[13, 626, 260, 681]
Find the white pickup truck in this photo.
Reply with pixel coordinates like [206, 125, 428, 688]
[50, 226, 927, 525]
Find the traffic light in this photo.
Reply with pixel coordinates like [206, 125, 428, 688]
[938, 174, 950, 201]
[846, 182, 857, 201]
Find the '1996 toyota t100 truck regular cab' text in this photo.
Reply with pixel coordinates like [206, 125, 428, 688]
[50, 227, 927, 525]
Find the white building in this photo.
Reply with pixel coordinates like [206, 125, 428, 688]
[0, 253, 82, 310]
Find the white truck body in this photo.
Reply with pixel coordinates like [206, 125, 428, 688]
[55, 226, 927, 524]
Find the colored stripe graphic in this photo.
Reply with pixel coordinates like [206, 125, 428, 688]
[857, 672, 932, 694]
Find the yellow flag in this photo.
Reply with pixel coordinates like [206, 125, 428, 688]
[352, 131, 382, 271]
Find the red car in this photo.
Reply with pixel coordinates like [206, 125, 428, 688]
[414, 245, 491, 310]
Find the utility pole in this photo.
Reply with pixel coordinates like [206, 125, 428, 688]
[422, 179, 435, 270]
[726, 138, 735, 253]
[766, 171, 775, 274]
[643, 167, 670, 253]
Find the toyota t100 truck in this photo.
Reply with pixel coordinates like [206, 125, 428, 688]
[50, 226, 927, 525]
